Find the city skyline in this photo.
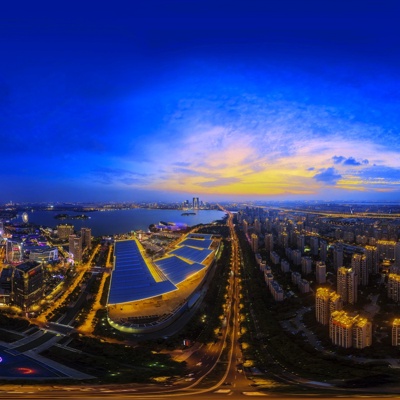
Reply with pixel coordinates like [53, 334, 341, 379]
[1, 1, 400, 203]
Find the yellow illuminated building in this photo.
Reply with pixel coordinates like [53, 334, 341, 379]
[388, 273, 400, 302]
[330, 310, 372, 349]
[315, 288, 342, 326]
[392, 319, 400, 346]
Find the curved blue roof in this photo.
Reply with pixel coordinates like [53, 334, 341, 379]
[170, 246, 213, 264]
[180, 238, 212, 249]
[108, 240, 177, 305]
[155, 256, 206, 285]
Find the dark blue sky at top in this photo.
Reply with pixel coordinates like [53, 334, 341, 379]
[1, 0, 400, 203]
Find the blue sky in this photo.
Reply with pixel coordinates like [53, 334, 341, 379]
[1, 0, 400, 203]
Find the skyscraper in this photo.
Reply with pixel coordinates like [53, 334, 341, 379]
[81, 227, 92, 250]
[337, 267, 357, 304]
[69, 234, 83, 264]
[365, 245, 378, 274]
[320, 240, 327, 262]
[254, 219, 261, 234]
[351, 253, 368, 286]
[316, 261, 326, 284]
[251, 233, 259, 253]
[330, 310, 353, 348]
[315, 288, 342, 326]
[193, 197, 199, 209]
[264, 233, 273, 253]
[388, 273, 400, 302]
[333, 243, 344, 270]
[310, 236, 319, 256]
[395, 242, 400, 268]
[392, 319, 400, 346]
[11, 261, 44, 311]
[58, 224, 74, 240]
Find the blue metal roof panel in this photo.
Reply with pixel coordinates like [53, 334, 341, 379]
[108, 240, 177, 304]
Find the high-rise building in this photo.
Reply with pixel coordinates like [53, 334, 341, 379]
[58, 224, 74, 240]
[337, 267, 357, 304]
[254, 219, 261, 234]
[316, 261, 326, 284]
[316, 287, 331, 325]
[333, 243, 344, 270]
[315, 288, 343, 325]
[320, 240, 327, 262]
[330, 310, 353, 348]
[278, 231, 289, 248]
[329, 291, 343, 315]
[264, 233, 273, 253]
[301, 256, 312, 275]
[281, 259, 290, 273]
[297, 234, 305, 252]
[251, 233, 259, 253]
[5, 240, 22, 263]
[351, 253, 368, 286]
[81, 227, 92, 250]
[310, 236, 319, 256]
[69, 234, 83, 264]
[392, 319, 400, 346]
[193, 197, 199, 210]
[395, 242, 400, 268]
[388, 273, 400, 302]
[377, 240, 396, 260]
[364, 245, 378, 274]
[292, 249, 302, 266]
[242, 220, 248, 235]
[299, 279, 310, 293]
[353, 316, 372, 349]
[330, 311, 372, 349]
[265, 218, 271, 233]
[11, 261, 44, 311]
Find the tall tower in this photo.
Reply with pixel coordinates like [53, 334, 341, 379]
[388, 273, 400, 302]
[315, 288, 331, 325]
[337, 267, 357, 304]
[333, 243, 344, 270]
[58, 224, 74, 240]
[297, 234, 305, 252]
[320, 240, 327, 262]
[81, 227, 92, 250]
[351, 253, 368, 286]
[193, 197, 199, 210]
[395, 242, 400, 268]
[310, 236, 319, 256]
[365, 245, 378, 274]
[69, 235, 83, 264]
[254, 219, 261, 234]
[264, 233, 273, 253]
[251, 233, 259, 253]
[316, 261, 326, 284]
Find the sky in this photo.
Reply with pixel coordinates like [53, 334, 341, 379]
[1, 0, 400, 203]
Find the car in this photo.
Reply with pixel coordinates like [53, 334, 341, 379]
[223, 382, 232, 386]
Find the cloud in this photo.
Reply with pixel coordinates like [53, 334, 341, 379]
[333, 155, 346, 164]
[198, 177, 241, 187]
[307, 167, 315, 171]
[343, 157, 361, 166]
[313, 167, 342, 185]
[332, 156, 369, 167]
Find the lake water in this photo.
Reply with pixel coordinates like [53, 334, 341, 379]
[19, 209, 226, 237]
